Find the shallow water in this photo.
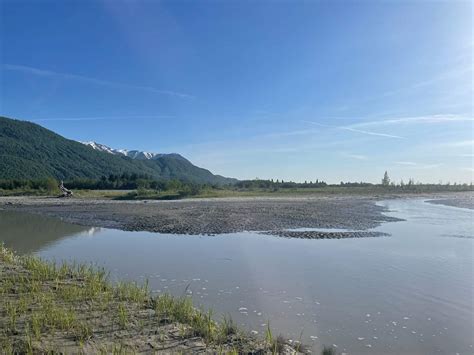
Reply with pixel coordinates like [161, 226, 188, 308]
[0, 199, 472, 354]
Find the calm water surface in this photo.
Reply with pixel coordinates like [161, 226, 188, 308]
[1, 199, 472, 354]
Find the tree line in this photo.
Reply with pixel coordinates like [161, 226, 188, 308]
[0, 174, 219, 196]
[235, 179, 327, 189]
[0, 172, 471, 194]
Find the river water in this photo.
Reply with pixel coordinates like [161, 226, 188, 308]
[0, 198, 472, 354]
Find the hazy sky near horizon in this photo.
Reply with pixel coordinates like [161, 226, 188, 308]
[1, 0, 472, 183]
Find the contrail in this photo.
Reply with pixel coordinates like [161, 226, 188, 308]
[302, 120, 405, 139]
[3, 64, 194, 99]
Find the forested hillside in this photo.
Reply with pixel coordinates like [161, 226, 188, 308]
[0, 116, 235, 185]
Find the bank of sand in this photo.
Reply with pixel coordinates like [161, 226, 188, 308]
[0, 192, 471, 238]
[0, 195, 400, 237]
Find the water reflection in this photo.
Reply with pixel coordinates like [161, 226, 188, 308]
[0, 210, 98, 254]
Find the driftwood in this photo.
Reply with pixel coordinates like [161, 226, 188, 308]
[59, 180, 73, 197]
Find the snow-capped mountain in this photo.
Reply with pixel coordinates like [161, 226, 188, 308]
[81, 141, 163, 160]
[81, 141, 121, 155]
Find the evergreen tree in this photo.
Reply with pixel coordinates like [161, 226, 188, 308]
[382, 171, 390, 186]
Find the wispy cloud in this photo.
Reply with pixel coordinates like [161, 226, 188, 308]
[263, 128, 320, 139]
[3, 64, 194, 99]
[30, 115, 173, 122]
[342, 126, 405, 139]
[395, 161, 417, 166]
[341, 153, 368, 160]
[352, 114, 473, 128]
[354, 64, 472, 105]
[302, 120, 405, 139]
[405, 66, 471, 90]
[418, 163, 443, 169]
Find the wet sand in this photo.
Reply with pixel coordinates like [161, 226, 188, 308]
[0, 193, 471, 237]
[0, 195, 402, 236]
[260, 230, 389, 239]
[426, 194, 473, 210]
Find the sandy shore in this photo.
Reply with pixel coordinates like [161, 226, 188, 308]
[0, 192, 471, 237]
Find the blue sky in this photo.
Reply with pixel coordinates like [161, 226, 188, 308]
[1, 0, 472, 183]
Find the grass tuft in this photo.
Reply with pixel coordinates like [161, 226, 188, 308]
[322, 345, 336, 355]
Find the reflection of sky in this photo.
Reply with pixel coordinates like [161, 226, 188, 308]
[26, 200, 474, 355]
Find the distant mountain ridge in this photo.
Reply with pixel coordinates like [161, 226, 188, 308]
[0, 116, 236, 185]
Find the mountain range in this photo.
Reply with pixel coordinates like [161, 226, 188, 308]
[81, 141, 176, 160]
[0, 116, 236, 185]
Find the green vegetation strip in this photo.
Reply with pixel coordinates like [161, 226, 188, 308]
[0, 245, 309, 354]
[1, 176, 472, 200]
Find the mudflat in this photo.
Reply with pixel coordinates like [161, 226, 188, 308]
[426, 193, 473, 210]
[1, 192, 471, 237]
